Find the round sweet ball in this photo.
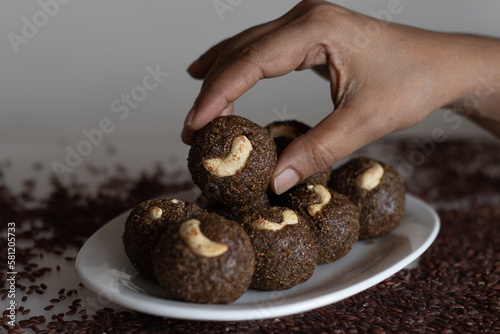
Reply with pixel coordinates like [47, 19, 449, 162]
[328, 157, 406, 240]
[265, 120, 330, 187]
[122, 198, 205, 279]
[240, 206, 318, 291]
[265, 120, 312, 155]
[188, 115, 277, 206]
[280, 184, 360, 264]
[153, 212, 255, 304]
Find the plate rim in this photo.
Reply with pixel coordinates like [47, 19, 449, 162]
[75, 192, 440, 321]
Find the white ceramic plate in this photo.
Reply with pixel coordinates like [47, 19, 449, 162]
[75, 192, 440, 321]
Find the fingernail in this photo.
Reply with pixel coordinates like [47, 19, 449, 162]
[273, 168, 301, 195]
[220, 105, 232, 116]
[184, 103, 197, 126]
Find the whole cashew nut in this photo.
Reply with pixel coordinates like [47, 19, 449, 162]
[355, 162, 384, 191]
[203, 135, 253, 177]
[307, 184, 332, 216]
[179, 219, 228, 257]
[251, 208, 299, 231]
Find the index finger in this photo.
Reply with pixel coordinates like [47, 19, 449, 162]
[181, 27, 329, 144]
[180, 56, 263, 144]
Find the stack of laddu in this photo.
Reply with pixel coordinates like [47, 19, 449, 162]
[122, 115, 406, 304]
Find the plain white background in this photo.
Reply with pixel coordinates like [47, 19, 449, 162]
[1, 0, 499, 178]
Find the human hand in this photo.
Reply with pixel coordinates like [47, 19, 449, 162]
[181, 0, 500, 194]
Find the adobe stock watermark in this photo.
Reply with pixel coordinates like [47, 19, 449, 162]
[270, 105, 296, 123]
[51, 65, 170, 183]
[213, 0, 243, 22]
[354, 0, 413, 49]
[7, 0, 73, 55]
[397, 71, 500, 178]
[78, 265, 131, 316]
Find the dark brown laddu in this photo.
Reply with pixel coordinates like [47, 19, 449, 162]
[152, 212, 255, 304]
[240, 206, 318, 291]
[123, 198, 205, 279]
[188, 115, 277, 206]
[279, 183, 360, 264]
[329, 157, 405, 240]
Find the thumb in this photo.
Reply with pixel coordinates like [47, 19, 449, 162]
[270, 105, 381, 194]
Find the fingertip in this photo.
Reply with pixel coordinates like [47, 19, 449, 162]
[187, 58, 199, 72]
[271, 167, 301, 195]
[183, 104, 198, 127]
[180, 126, 194, 145]
[188, 92, 234, 131]
[187, 59, 207, 79]
[219, 103, 234, 116]
[270, 123, 337, 194]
